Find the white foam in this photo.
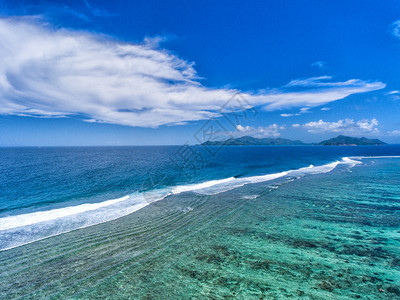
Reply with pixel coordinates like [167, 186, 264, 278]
[242, 195, 259, 200]
[349, 155, 400, 160]
[170, 177, 236, 194]
[0, 196, 130, 231]
[289, 161, 340, 176]
[0, 193, 151, 251]
[187, 171, 290, 196]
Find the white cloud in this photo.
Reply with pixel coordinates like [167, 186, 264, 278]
[264, 76, 385, 111]
[392, 20, 400, 39]
[356, 119, 379, 132]
[280, 107, 310, 117]
[321, 107, 331, 111]
[0, 18, 386, 127]
[234, 124, 284, 137]
[389, 130, 400, 136]
[299, 107, 310, 113]
[292, 124, 300, 128]
[311, 61, 325, 68]
[300, 118, 380, 134]
[285, 76, 376, 88]
[387, 90, 400, 101]
[143, 35, 170, 48]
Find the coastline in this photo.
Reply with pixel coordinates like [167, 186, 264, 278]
[1, 157, 399, 298]
[0, 156, 362, 251]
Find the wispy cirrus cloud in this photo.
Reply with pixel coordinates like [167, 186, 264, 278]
[83, 0, 117, 17]
[387, 90, 400, 101]
[392, 20, 400, 39]
[296, 118, 380, 135]
[285, 76, 374, 88]
[0, 18, 386, 127]
[0, 1, 92, 23]
[311, 61, 326, 68]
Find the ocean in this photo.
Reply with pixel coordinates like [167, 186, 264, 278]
[1, 145, 400, 298]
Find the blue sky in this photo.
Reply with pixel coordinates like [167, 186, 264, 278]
[0, 0, 400, 145]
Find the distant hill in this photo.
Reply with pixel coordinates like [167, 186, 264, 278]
[318, 135, 386, 146]
[201, 136, 307, 146]
[200, 135, 387, 146]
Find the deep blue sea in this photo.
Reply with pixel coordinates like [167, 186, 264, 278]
[1, 145, 400, 298]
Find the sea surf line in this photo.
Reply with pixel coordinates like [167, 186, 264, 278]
[0, 156, 372, 251]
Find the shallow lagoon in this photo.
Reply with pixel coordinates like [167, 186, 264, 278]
[1, 157, 400, 299]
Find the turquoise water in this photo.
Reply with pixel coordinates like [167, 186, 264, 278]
[0, 147, 400, 298]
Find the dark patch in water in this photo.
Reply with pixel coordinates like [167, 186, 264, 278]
[195, 253, 224, 264]
[233, 173, 245, 178]
[212, 245, 231, 256]
[339, 245, 390, 258]
[291, 240, 318, 249]
[250, 260, 271, 270]
[387, 286, 400, 296]
[390, 258, 400, 267]
[317, 279, 337, 292]
[349, 234, 364, 240]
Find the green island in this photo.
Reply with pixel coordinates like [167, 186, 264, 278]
[201, 135, 387, 146]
